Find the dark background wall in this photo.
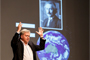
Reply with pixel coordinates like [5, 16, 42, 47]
[89, 0, 90, 59]
[1, 0, 89, 60]
[0, 0, 1, 60]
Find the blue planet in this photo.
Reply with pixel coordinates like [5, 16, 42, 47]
[37, 31, 70, 60]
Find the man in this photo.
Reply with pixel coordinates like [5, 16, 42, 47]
[11, 22, 46, 60]
[42, 1, 61, 28]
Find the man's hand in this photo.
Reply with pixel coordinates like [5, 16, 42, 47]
[17, 22, 22, 33]
[36, 27, 44, 38]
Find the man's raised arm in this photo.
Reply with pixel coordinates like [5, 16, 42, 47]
[11, 22, 22, 46]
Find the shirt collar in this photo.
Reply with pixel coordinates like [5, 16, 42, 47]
[20, 39, 28, 45]
[49, 16, 55, 21]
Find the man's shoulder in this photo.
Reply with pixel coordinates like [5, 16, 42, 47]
[53, 16, 61, 22]
[44, 18, 48, 22]
[41, 18, 48, 27]
[28, 41, 34, 45]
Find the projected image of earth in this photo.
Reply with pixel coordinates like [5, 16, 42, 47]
[37, 31, 70, 60]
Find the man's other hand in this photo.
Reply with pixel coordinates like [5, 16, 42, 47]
[17, 22, 22, 33]
[36, 27, 44, 38]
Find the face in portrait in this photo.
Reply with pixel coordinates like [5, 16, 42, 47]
[41, 1, 61, 29]
[44, 2, 57, 18]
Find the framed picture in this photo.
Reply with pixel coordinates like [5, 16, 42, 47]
[39, 0, 63, 30]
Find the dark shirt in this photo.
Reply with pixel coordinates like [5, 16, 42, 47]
[42, 15, 61, 28]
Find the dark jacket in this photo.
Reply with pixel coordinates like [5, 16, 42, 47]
[11, 33, 46, 60]
[42, 15, 61, 28]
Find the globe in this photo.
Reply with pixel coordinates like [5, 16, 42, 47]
[37, 31, 70, 60]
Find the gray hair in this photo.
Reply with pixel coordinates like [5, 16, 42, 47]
[44, 1, 56, 10]
[20, 29, 30, 35]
